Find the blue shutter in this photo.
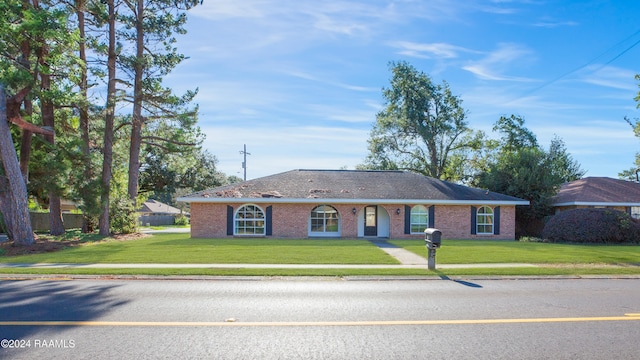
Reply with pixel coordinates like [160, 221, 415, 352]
[266, 206, 273, 236]
[493, 206, 500, 235]
[470, 206, 477, 235]
[428, 205, 435, 228]
[226, 205, 234, 236]
[404, 205, 411, 234]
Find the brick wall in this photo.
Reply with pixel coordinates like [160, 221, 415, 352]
[190, 203, 227, 238]
[189, 202, 517, 240]
[431, 205, 515, 240]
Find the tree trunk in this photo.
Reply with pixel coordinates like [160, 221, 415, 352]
[19, 129, 32, 181]
[0, 86, 35, 246]
[39, 50, 65, 236]
[127, 0, 144, 207]
[76, 0, 97, 233]
[99, 0, 117, 236]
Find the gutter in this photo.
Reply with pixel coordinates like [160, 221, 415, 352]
[177, 197, 530, 206]
[552, 202, 640, 207]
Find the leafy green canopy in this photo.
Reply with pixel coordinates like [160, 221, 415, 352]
[361, 61, 483, 181]
[476, 115, 584, 235]
[620, 74, 640, 180]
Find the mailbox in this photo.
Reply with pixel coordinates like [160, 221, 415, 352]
[424, 228, 442, 249]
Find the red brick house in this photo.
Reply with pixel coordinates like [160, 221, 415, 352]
[178, 169, 529, 240]
[551, 177, 640, 219]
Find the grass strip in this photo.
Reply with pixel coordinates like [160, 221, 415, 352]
[0, 266, 639, 277]
[390, 239, 640, 264]
[1, 234, 399, 265]
[0, 267, 640, 277]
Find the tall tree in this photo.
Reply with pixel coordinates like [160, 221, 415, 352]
[74, 0, 101, 232]
[118, 0, 200, 209]
[362, 61, 482, 180]
[98, 0, 117, 236]
[476, 116, 584, 236]
[33, 1, 72, 235]
[0, 86, 35, 245]
[0, 0, 78, 238]
[493, 115, 538, 152]
[620, 75, 640, 179]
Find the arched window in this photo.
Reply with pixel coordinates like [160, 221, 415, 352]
[235, 204, 265, 235]
[310, 205, 340, 236]
[477, 206, 494, 235]
[410, 205, 429, 234]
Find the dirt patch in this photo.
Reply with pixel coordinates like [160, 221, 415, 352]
[0, 233, 149, 257]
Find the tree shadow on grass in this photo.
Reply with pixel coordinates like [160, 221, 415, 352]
[0, 280, 128, 340]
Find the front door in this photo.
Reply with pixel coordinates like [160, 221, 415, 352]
[364, 205, 377, 236]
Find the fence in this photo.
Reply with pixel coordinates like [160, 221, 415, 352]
[30, 212, 84, 231]
[27, 213, 179, 231]
[139, 215, 177, 226]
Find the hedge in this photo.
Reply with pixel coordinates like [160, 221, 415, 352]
[542, 208, 640, 244]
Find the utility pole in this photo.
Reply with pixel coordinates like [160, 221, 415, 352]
[240, 144, 251, 181]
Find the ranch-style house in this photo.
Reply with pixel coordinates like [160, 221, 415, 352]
[178, 169, 529, 240]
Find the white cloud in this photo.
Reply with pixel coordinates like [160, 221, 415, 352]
[532, 20, 579, 28]
[580, 65, 637, 91]
[281, 69, 378, 93]
[462, 43, 535, 81]
[389, 41, 479, 59]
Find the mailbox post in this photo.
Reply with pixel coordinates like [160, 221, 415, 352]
[424, 228, 442, 270]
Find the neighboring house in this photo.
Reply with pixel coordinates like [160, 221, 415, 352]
[138, 199, 185, 226]
[138, 199, 183, 216]
[551, 177, 640, 219]
[60, 199, 78, 213]
[178, 169, 529, 240]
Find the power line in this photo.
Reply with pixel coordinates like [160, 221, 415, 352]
[520, 27, 640, 98]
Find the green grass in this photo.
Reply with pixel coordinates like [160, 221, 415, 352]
[0, 234, 399, 265]
[142, 224, 191, 230]
[1, 266, 639, 277]
[390, 239, 640, 265]
[1, 234, 639, 277]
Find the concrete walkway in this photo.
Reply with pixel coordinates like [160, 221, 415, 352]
[369, 240, 430, 265]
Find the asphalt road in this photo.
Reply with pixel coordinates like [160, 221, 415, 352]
[1, 277, 639, 359]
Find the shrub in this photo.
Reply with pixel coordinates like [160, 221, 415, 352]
[174, 214, 189, 226]
[542, 208, 640, 244]
[110, 196, 138, 234]
[517, 236, 546, 243]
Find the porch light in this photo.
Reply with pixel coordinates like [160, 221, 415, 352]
[396, 208, 401, 215]
[352, 208, 357, 214]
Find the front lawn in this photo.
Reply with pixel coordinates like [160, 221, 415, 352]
[0, 234, 399, 265]
[390, 239, 640, 264]
[1, 234, 639, 276]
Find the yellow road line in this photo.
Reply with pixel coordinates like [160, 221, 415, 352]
[1, 316, 640, 327]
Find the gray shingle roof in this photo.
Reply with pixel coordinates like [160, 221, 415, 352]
[179, 169, 528, 205]
[552, 177, 640, 205]
[138, 199, 182, 214]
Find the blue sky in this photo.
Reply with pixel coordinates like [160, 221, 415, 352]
[166, 0, 640, 180]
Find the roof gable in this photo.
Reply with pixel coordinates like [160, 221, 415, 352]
[138, 199, 182, 214]
[179, 169, 528, 205]
[552, 177, 640, 206]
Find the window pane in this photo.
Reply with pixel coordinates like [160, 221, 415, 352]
[326, 219, 339, 232]
[235, 205, 266, 235]
[310, 205, 340, 234]
[410, 205, 429, 234]
[476, 206, 494, 234]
